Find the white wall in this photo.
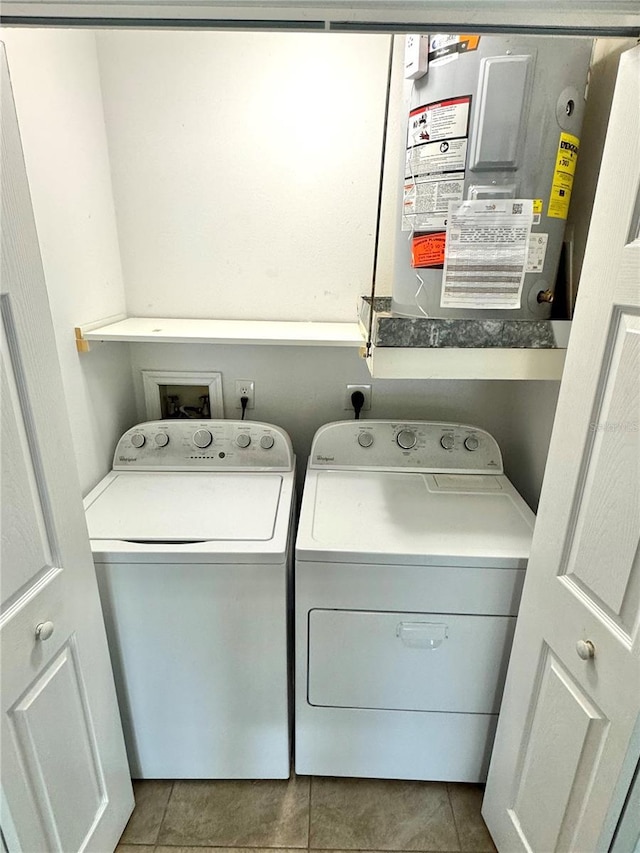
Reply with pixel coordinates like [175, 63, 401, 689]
[96, 30, 391, 321]
[130, 343, 559, 509]
[2, 29, 138, 495]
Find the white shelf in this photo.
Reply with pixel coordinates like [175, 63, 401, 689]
[80, 317, 365, 347]
[77, 315, 566, 380]
[365, 344, 566, 380]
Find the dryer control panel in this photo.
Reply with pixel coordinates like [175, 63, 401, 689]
[113, 420, 294, 471]
[310, 421, 502, 474]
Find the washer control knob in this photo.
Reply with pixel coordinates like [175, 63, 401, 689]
[464, 435, 480, 451]
[193, 429, 213, 449]
[236, 433, 251, 448]
[154, 433, 169, 447]
[358, 432, 374, 448]
[260, 435, 275, 450]
[131, 433, 145, 448]
[396, 429, 417, 450]
[440, 434, 455, 451]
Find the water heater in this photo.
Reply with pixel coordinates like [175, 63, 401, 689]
[391, 35, 593, 319]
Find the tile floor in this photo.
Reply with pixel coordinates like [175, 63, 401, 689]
[116, 776, 497, 853]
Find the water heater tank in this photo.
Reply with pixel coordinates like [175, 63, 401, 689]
[391, 35, 593, 319]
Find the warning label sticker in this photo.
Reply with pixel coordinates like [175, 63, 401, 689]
[548, 133, 580, 220]
[402, 174, 465, 231]
[428, 35, 480, 66]
[412, 232, 446, 268]
[406, 139, 468, 178]
[408, 96, 471, 148]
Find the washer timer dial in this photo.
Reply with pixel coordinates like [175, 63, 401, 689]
[236, 434, 251, 448]
[154, 433, 169, 447]
[358, 432, 374, 448]
[440, 434, 455, 451]
[396, 429, 417, 450]
[464, 435, 480, 451]
[260, 435, 275, 450]
[130, 433, 145, 448]
[193, 429, 213, 449]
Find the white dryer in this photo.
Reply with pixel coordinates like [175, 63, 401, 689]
[84, 419, 295, 780]
[295, 420, 534, 782]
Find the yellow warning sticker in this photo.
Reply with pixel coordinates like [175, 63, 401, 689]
[533, 199, 543, 214]
[548, 133, 579, 220]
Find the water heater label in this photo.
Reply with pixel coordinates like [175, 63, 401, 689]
[526, 233, 549, 273]
[411, 232, 446, 268]
[548, 132, 580, 219]
[404, 96, 471, 234]
[441, 199, 534, 309]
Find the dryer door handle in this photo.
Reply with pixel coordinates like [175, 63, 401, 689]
[396, 621, 448, 649]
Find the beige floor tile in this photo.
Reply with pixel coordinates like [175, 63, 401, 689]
[156, 848, 304, 853]
[119, 780, 173, 845]
[157, 775, 311, 848]
[309, 777, 460, 852]
[447, 784, 497, 853]
[115, 847, 154, 853]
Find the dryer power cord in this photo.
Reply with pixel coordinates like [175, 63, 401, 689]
[240, 395, 249, 420]
[351, 390, 365, 420]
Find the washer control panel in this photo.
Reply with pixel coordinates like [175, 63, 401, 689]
[113, 420, 293, 471]
[311, 420, 502, 473]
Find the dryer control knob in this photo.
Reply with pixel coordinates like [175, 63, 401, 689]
[131, 432, 145, 448]
[193, 429, 213, 449]
[154, 433, 169, 447]
[236, 433, 251, 448]
[464, 435, 480, 451]
[358, 432, 374, 448]
[396, 429, 417, 450]
[260, 435, 274, 450]
[440, 434, 455, 451]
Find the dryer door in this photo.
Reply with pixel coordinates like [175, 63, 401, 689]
[308, 609, 515, 714]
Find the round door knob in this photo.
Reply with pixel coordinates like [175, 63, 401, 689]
[440, 434, 455, 451]
[464, 435, 480, 451]
[358, 432, 374, 448]
[576, 639, 595, 660]
[131, 433, 145, 448]
[397, 429, 417, 450]
[193, 429, 213, 449]
[237, 434, 251, 448]
[260, 435, 274, 450]
[154, 433, 169, 447]
[35, 621, 54, 641]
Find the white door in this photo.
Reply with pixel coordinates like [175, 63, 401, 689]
[483, 44, 640, 853]
[0, 47, 134, 852]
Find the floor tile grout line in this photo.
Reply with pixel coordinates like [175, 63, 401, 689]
[307, 775, 313, 851]
[154, 780, 176, 846]
[446, 783, 463, 853]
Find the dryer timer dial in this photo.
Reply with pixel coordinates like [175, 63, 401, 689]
[396, 429, 417, 450]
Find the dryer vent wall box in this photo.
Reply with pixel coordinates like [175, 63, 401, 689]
[295, 420, 535, 782]
[84, 420, 295, 780]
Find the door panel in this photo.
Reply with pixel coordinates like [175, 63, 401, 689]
[511, 648, 609, 852]
[9, 640, 107, 852]
[0, 45, 133, 852]
[482, 44, 640, 853]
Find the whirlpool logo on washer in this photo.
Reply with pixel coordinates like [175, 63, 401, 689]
[118, 455, 137, 463]
[315, 454, 335, 463]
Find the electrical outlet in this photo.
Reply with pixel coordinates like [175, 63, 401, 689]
[234, 380, 255, 409]
[344, 384, 372, 411]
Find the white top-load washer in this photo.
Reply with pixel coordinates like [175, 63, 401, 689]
[84, 419, 295, 780]
[295, 420, 535, 782]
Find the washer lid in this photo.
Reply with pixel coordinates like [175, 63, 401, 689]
[85, 472, 283, 542]
[302, 470, 534, 564]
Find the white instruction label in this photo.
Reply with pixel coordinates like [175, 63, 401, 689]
[441, 199, 534, 309]
[402, 174, 465, 231]
[526, 233, 549, 273]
